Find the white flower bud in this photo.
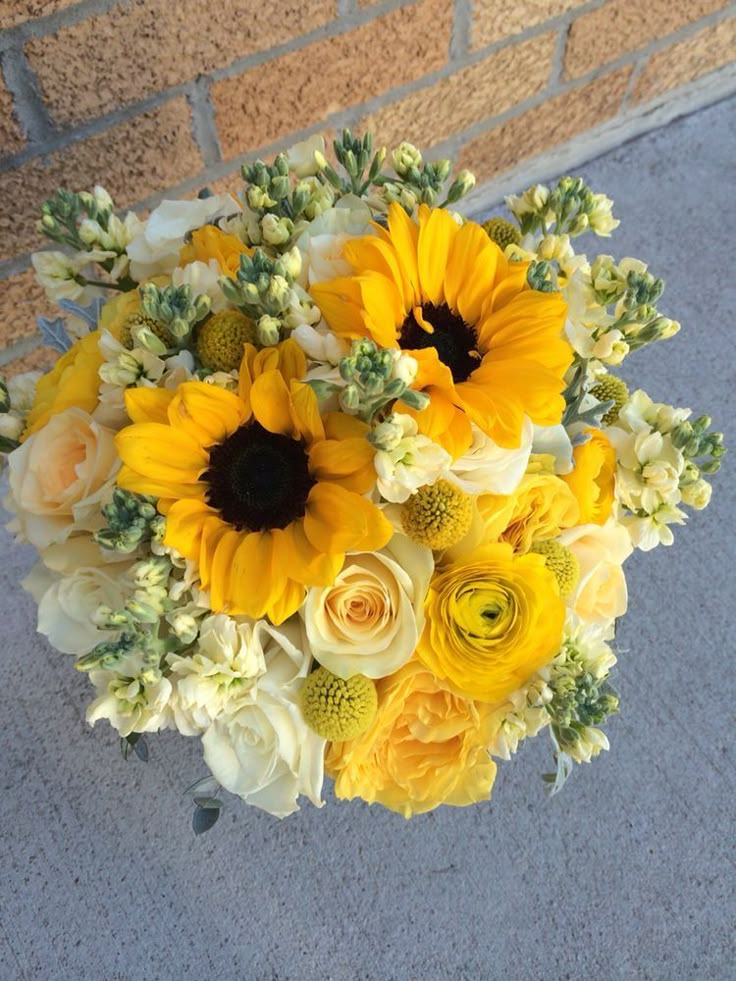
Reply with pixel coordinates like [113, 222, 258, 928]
[261, 213, 293, 246]
[680, 478, 711, 510]
[391, 141, 423, 176]
[257, 315, 281, 347]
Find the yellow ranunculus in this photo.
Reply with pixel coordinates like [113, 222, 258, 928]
[561, 428, 616, 525]
[326, 659, 497, 817]
[419, 542, 565, 703]
[24, 330, 104, 437]
[179, 225, 252, 278]
[476, 471, 579, 553]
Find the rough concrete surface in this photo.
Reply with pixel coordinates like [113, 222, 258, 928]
[1, 96, 734, 981]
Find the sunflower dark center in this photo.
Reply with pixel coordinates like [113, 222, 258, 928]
[399, 302, 480, 383]
[203, 422, 315, 531]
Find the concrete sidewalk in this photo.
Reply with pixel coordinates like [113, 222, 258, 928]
[1, 96, 734, 981]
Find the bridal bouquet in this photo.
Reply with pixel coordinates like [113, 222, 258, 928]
[1, 130, 723, 830]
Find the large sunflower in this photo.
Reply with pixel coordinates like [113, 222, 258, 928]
[311, 203, 572, 457]
[115, 340, 392, 624]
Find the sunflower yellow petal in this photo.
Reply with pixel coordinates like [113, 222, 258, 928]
[311, 277, 372, 339]
[116, 464, 207, 505]
[343, 236, 414, 311]
[417, 205, 458, 306]
[164, 498, 220, 560]
[385, 202, 420, 306]
[304, 483, 392, 553]
[230, 531, 276, 619]
[266, 576, 306, 625]
[209, 529, 242, 612]
[167, 381, 248, 446]
[250, 370, 296, 437]
[116, 423, 209, 484]
[289, 380, 325, 444]
[308, 437, 376, 493]
[124, 387, 175, 424]
[275, 523, 344, 587]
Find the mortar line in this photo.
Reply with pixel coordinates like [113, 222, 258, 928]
[187, 79, 223, 168]
[449, 0, 472, 62]
[0, 46, 55, 145]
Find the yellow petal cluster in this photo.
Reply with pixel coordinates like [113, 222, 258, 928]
[24, 330, 104, 437]
[179, 225, 252, 278]
[419, 542, 565, 703]
[311, 201, 572, 457]
[477, 471, 580, 553]
[326, 659, 497, 818]
[115, 339, 393, 624]
[561, 428, 616, 525]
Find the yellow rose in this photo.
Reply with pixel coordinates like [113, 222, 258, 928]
[326, 659, 497, 817]
[179, 226, 252, 278]
[419, 542, 565, 703]
[476, 472, 579, 553]
[561, 428, 616, 525]
[24, 331, 104, 437]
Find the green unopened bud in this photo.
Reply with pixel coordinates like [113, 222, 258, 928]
[339, 384, 360, 412]
[445, 169, 476, 204]
[398, 388, 430, 412]
[257, 315, 281, 347]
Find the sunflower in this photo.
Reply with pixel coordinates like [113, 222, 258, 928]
[115, 340, 392, 624]
[311, 203, 572, 457]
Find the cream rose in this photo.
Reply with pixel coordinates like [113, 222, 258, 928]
[558, 520, 632, 627]
[200, 618, 325, 818]
[35, 565, 130, 656]
[302, 535, 433, 680]
[7, 407, 119, 551]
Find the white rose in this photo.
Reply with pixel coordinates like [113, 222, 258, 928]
[302, 535, 433, 680]
[7, 408, 120, 551]
[449, 418, 533, 494]
[126, 193, 239, 280]
[295, 195, 372, 286]
[200, 618, 325, 818]
[35, 565, 130, 655]
[558, 521, 632, 627]
[167, 613, 268, 736]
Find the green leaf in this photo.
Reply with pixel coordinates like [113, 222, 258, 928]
[193, 806, 221, 836]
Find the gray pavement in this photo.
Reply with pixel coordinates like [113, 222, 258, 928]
[1, 96, 735, 981]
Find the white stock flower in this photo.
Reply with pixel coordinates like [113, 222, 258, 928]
[0, 414, 23, 441]
[374, 414, 451, 503]
[448, 418, 532, 495]
[200, 618, 325, 818]
[35, 565, 130, 656]
[7, 372, 42, 416]
[302, 534, 433, 680]
[295, 195, 372, 285]
[7, 407, 119, 551]
[126, 193, 239, 280]
[608, 427, 684, 514]
[293, 322, 350, 364]
[87, 659, 173, 737]
[287, 134, 326, 178]
[587, 193, 619, 236]
[32, 249, 115, 302]
[167, 613, 269, 736]
[622, 504, 687, 551]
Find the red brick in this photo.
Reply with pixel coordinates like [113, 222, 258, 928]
[460, 67, 632, 183]
[26, 0, 337, 126]
[0, 97, 202, 262]
[564, 0, 728, 79]
[473, 0, 586, 48]
[632, 16, 736, 103]
[212, 0, 452, 157]
[360, 32, 556, 151]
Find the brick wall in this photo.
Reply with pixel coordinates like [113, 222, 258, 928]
[1, 0, 735, 375]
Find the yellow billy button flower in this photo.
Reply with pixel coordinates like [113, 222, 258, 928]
[196, 310, 257, 372]
[300, 667, 377, 741]
[561, 428, 616, 525]
[481, 217, 521, 251]
[529, 539, 580, 598]
[115, 339, 393, 624]
[400, 479, 473, 549]
[419, 542, 565, 703]
[311, 202, 571, 458]
[590, 374, 629, 426]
